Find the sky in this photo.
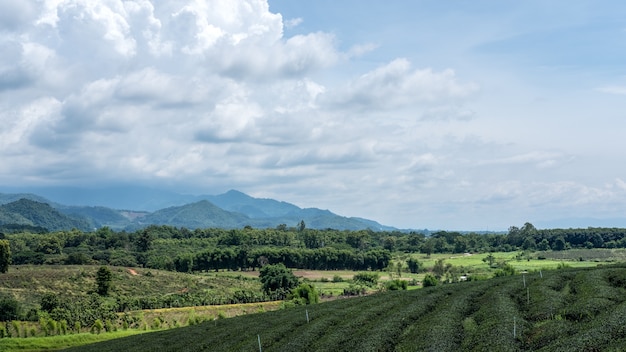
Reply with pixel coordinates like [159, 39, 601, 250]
[1, 0, 626, 230]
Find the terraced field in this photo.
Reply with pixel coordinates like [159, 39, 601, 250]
[65, 264, 626, 351]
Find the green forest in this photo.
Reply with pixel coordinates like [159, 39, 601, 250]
[3, 222, 626, 272]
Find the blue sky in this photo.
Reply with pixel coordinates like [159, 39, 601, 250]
[1, 0, 626, 230]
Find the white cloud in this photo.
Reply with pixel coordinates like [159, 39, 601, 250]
[1, 0, 625, 229]
[597, 85, 626, 95]
[284, 17, 302, 28]
[324, 58, 479, 111]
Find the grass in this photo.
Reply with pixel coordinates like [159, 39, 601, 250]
[0, 301, 284, 351]
[409, 250, 608, 272]
[129, 301, 283, 327]
[62, 263, 626, 351]
[0, 330, 149, 351]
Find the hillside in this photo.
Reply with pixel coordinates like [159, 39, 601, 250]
[202, 190, 395, 230]
[0, 189, 396, 231]
[0, 199, 92, 232]
[56, 205, 132, 229]
[134, 200, 250, 229]
[64, 264, 626, 352]
[0, 265, 264, 313]
[205, 189, 300, 218]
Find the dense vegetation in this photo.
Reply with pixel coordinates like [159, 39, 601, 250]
[61, 264, 626, 352]
[0, 265, 268, 330]
[3, 221, 626, 349]
[0, 199, 91, 232]
[4, 223, 626, 274]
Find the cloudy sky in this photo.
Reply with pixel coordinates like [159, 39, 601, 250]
[1, 0, 626, 230]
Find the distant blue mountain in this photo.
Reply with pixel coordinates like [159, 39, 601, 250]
[0, 188, 396, 231]
[203, 190, 300, 218]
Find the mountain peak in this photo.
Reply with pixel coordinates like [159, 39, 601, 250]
[223, 189, 251, 199]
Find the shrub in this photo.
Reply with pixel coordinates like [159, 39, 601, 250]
[353, 272, 379, 287]
[332, 275, 344, 283]
[259, 263, 299, 299]
[422, 274, 438, 287]
[343, 284, 367, 296]
[386, 279, 408, 291]
[493, 263, 516, 277]
[0, 294, 21, 321]
[92, 319, 103, 334]
[406, 258, 421, 273]
[290, 283, 320, 305]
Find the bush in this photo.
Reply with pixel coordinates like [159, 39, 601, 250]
[332, 275, 344, 282]
[342, 284, 367, 296]
[493, 263, 516, 277]
[406, 258, 421, 273]
[353, 272, 379, 287]
[290, 283, 320, 305]
[92, 319, 103, 334]
[0, 294, 21, 321]
[386, 279, 408, 291]
[259, 263, 299, 299]
[422, 274, 438, 287]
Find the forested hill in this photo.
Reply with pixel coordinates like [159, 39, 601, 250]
[134, 200, 250, 229]
[0, 199, 92, 232]
[0, 190, 395, 231]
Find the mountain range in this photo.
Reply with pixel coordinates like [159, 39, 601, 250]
[0, 189, 396, 232]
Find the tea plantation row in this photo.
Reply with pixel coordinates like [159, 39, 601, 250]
[66, 264, 626, 351]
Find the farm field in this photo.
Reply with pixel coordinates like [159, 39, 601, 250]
[216, 249, 621, 296]
[63, 263, 626, 352]
[2, 249, 626, 350]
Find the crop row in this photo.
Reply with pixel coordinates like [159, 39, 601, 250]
[65, 264, 626, 352]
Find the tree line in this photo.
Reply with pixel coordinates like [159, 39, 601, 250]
[3, 223, 626, 273]
[174, 247, 391, 272]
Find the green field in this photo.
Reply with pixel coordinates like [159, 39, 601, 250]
[2, 250, 626, 351]
[0, 330, 149, 351]
[60, 264, 626, 351]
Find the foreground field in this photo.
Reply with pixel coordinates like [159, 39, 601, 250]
[0, 330, 148, 352]
[64, 264, 626, 351]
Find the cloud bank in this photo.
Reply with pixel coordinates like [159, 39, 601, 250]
[2, 0, 626, 229]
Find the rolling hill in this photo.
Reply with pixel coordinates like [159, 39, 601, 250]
[0, 199, 92, 232]
[0, 189, 395, 231]
[64, 264, 626, 351]
[134, 200, 250, 229]
[204, 189, 300, 218]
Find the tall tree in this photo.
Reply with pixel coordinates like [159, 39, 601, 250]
[0, 294, 20, 321]
[96, 266, 113, 296]
[136, 230, 152, 252]
[0, 240, 10, 273]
